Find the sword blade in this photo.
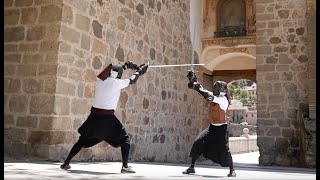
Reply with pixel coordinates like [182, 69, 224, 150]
[149, 63, 205, 68]
[190, 23, 196, 71]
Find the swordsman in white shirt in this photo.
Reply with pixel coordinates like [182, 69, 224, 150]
[182, 71, 236, 177]
[60, 61, 148, 174]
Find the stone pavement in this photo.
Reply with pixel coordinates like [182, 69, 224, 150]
[4, 152, 316, 180]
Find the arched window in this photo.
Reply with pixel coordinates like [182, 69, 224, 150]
[215, 0, 246, 37]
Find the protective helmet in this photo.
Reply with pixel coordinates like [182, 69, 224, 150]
[110, 64, 123, 79]
[213, 81, 231, 104]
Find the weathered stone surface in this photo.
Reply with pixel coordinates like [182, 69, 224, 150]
[268, 94, 284, 104]
[92, 39, 107, 54]
[84, 69, 97, 82]
[278, 10, 289, 19]
[23, 79, 42, 93]
[71, 99, 89, 115]
[41, 5, 63, 22]
[15, 0, 33, 6]
[4, 9, 20, 25]
[269, 37, 281, 44]
[266, 56, 278, 64]
[62, 5, 73, 24]
[21, 8, 38, 24]
[4, 27, 25, 42]
[16, 65, 37, 77]
[76, 14, 90, 32]
[117, 16, 126, 31]
[4, 78, 21, 93]
[54, 96, 70, 115]
[273, 46, 288, 52]
[65, 0, 89, 13]
[27, 26, 46, 41]
[115, 45, 124, 61]
[4, 64, 16, 76]
[61, 25, 80, 44]
[39, 65, 57, 76]
[56, 78, 76, 95]
[92, 20, 103, 39]
[92, 56, 102, 69]
[136, 3, 144, 16]
[150, 48, 156, 60]
[287, 34, 295, 43]
[30, 95, 55, 114]
[16, 116, 38, 128]
[19, 43, 39, 51]
[119, 91, 128, 108]
[4, 0, 14, 7]
[296, 27, 305, 35]
[9, 95, 28, 112]
[5, 128, 28, 142]
[143, 98, 149, 109]
[297, 55, 308, 63]
[257, 136, 275, 148]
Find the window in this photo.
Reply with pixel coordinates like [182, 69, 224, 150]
[215, 0, 246, 38]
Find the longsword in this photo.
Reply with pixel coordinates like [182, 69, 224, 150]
[148, 63, 204, 68]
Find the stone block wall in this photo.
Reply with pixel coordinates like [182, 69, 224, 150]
[57, 0, 206, 163]
[4, 0, 208, 163]
[255, 0, 309, 167]
[4, 0, 63, 157]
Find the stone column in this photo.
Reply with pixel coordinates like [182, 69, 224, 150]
[4, 0, 63, 157]
[255, 0, 309, 167]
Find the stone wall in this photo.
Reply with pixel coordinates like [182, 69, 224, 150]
[4, 0, 209, 163]
[4, 0, 63, 157]
[57, 0, 205, 163]
[255, 0, 309, 167]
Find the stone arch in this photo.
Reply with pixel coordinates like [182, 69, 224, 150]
[205, 52, 255, 71]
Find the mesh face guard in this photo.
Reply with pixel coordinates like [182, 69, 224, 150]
[110, 64, 124, 79]
[212, 81, 228, 95]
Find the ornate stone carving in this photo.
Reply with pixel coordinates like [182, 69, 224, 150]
[202, 36, 256, 48]
[219, 47, 249, 54]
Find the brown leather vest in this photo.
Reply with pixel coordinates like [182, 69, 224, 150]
[211, 102, 227, 124]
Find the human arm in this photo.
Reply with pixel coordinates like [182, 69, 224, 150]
[187, 71, 215, 101]
[129, 62, 149, 84]
[122, 61, 139, 70]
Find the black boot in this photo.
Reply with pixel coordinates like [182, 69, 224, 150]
[227, 169, 236, 177]
[182, 166, 195, 174]
[60, 163, 71, 170]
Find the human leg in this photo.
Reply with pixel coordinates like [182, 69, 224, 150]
[227, 152, 236, 177]
[60, 140, 85, 170]
[182, 154, 199, 174]
[60, 136, 101, 170]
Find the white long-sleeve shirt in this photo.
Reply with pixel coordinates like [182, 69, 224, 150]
[92, 77, 130, 110]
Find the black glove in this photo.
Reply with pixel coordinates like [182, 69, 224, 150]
[129, 72, 139, 84]
[188, 82, 194, 89]
[188, 81, 200, 90]
[137, 62, 149, 75]
[187, 70, 197, 82]
[123, 61, 139, 70]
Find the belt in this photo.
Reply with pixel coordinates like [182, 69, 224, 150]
[91, 107, 115, 115]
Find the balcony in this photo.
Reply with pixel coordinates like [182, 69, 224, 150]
[214, 26, 246, 38]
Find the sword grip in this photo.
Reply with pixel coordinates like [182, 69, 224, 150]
[187, 70, 197, 82]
